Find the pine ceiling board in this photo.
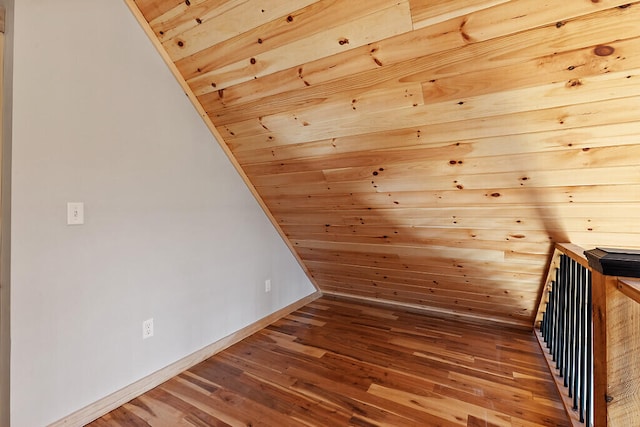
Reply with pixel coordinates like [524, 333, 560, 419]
[290, 239, 506, 263]
[305, 260, 540, 286]
[304, 253, 545, 278]
[243, 142, 640, 178]
[219, 63, 639, 144]
[223, 94, 640, 149]
[174, 0, 405, 80]
[294, 165, 640, 192]
[318, 284, 535, 321]
[311, 270, 539, 294]
[295, 247, 547, 276]
[310, 273, 538, 302]
[204, 3, 639, 121]
[227, 95, 640, 157]
[186, 2, 413, 94]
[234, 120, 640, 164]
[134, 0, 186, 22]
[282, 225, 557, 247]
[249, 171, 334, 188]
[312, 279, 535, 305]
[450, 0, 636, 42]
[572, 218, 640, 234]
[571, 236, 640, 250]
[242, 141, 460, 176]
[314, 283, 532, 315]
[321, 289, 534, 327]
[505, 252, 552, 265]
[315, 292, 531, 320]
[219, 26, 640, 132]
[409, 0, 509, 29]
[244, 135, 638, 180]
[149, 0, 242, 40]
[151, 0, 268, 42]
[305, 260, 544, 287]
[419, 37, 640, 105]
[221, 69, 639, 145]
[312, 285, 530, 309]
[288, 233, 551, 256]
[565, 232, 640, 250]
[274, 205, 640, 227]
[161, 0, 318, 61]
[218, 82, 426, 141]
[280, 222, 547, 238]
[196, 11, 470, 106]
[320, 269, 545, 291]
[261, 183, 640, 212]
[280, 215, 640, 235]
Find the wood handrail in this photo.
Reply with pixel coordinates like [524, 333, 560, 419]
[535, 243, 591, 427]
[555, 242, 589, 268]
[535, 243, 588, 328]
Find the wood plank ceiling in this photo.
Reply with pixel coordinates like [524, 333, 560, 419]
[127, 0, 640, 328]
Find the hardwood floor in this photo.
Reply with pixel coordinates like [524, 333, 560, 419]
[88, 297, 569, 426]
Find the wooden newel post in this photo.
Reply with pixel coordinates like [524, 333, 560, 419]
[590, 269, 611, 427]
[585, 248, 640, 427]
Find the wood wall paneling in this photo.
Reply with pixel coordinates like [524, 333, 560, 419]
[128, 0, 640, 326]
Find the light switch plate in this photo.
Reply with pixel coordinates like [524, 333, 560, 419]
[67, 202, 84, 225]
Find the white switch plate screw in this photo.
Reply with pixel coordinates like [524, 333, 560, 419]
[265, 279, 271, 293]
[67, 202, 84, 225]
[142, 318, 154, 339]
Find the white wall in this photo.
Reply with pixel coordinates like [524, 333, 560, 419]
[9, 1, 314, 425]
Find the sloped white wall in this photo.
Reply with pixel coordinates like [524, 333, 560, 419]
[9, 1, 315, 425]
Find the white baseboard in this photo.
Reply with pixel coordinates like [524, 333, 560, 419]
[49, 291, 322, 427]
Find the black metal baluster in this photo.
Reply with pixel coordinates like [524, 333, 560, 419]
[538, 254, 593, 425]
[541, 284, 548, 342]
[566, 257, 573, 384]
[552, 267, 559, 360]
[551, 281, 557, 360]
[573, 261, 583, 412]
[547, 286, 555, 351]
[567, 258, 576, 392]
[557, 255, 566, 372]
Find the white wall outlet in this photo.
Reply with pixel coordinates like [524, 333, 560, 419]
[265, 279, 271, 293]
[67, 202, 84, 225]
[142, 318, 154, 339]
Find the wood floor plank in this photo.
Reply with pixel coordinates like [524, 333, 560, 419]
[89, 297, 569, 426]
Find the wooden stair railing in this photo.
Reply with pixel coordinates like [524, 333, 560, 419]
[535, 243, 640, 427]
[535, 244, 592, 426]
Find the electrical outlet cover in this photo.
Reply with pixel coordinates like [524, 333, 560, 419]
[142, 318, 154, 339]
